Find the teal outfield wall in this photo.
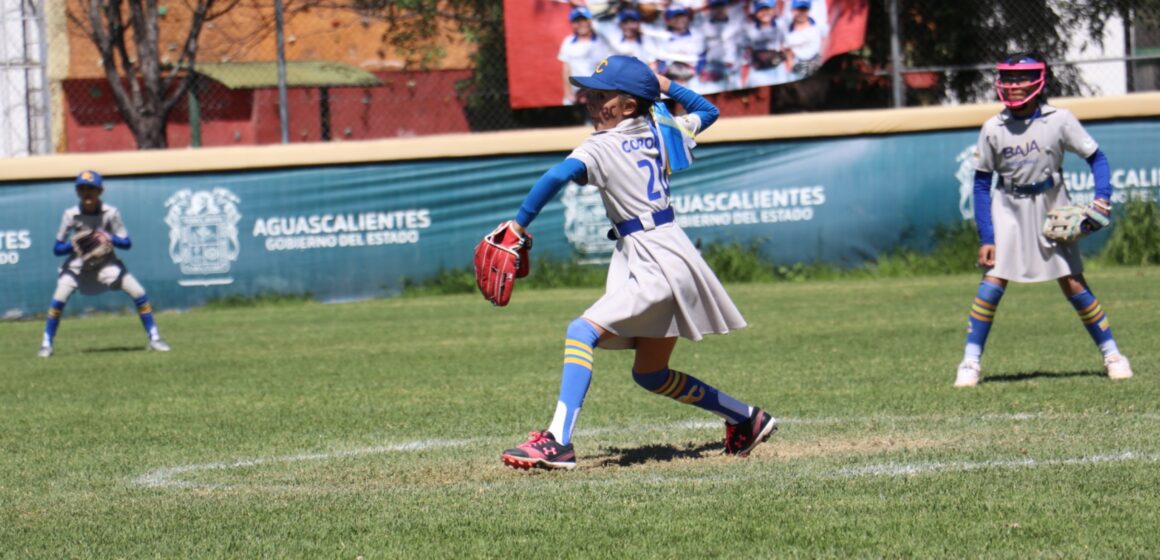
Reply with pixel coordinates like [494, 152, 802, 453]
[2, 119, 1158, 317]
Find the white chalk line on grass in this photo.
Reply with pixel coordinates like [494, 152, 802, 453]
[129, 411, 1157, 489]
[833, 450, 1160, 478]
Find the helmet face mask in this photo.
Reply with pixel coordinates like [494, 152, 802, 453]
[995, 61, 1046, 109]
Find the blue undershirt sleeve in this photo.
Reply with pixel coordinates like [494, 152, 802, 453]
[111, 235, 131, 249]
[974, 170, 995, 246]
[666, 83, 720, 131]
[1085, 149, 1112, 202]
[516, 158, 588, 228]
[53, 240, 73, 256]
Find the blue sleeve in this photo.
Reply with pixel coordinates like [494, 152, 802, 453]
[111, 235, 131, 250]
[667, 82, 720, 131]
[1086, 149, 1111, 201]
[973, 170, 995, 246]
[515, 158, 588, 228]
[53, 240, 73, 256]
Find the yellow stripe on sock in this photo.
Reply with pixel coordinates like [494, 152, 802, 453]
[969, 310, 992, 322]
[973, 297, 997, 311]
[665, 373, 689, 398]
[564, 348, 593, 361]
[1078, 300, 1100, 315]
[1083, 310, 1105, 325]
[654, 372, 679, 395]
[138, 303, 153, 314]
[565, 339, 593, 353]
[564, 357, 592, 368]
[970, 304, 995, 319]
[47, 308, 61, 318]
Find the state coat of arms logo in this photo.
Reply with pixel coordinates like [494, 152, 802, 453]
[164, 188, 242, 286]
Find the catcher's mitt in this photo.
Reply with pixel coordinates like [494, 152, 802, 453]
[1043, 203, 1111, 243]
[71, 228, 114, 264]
[473, 221, 533, 306]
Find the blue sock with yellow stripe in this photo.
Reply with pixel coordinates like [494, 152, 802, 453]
[547, 318, 600, 445]
[1068, 289, 1119, 357]
[964, 280, 1004, 362]
[134, 295, 159, 340]
[43, 299, 66, 345]
[632, 368, 753, 424]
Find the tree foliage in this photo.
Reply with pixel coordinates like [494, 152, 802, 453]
[69, 0, 238, 149]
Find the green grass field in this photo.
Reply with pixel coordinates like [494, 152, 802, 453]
[2, 268, 1158, 558]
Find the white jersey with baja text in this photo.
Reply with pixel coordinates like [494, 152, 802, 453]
[975, 104, 1098, 282]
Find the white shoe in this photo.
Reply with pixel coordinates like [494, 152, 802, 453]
[954, 360, 981, 387]
[37, 343, 53, 358]
[1105, 354, 1133, 380]
[147, 338, 171, 352]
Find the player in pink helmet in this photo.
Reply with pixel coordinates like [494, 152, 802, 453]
[954, 53, 1132, 387]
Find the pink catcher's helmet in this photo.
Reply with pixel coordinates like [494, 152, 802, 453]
[995, 55, 1047, 109]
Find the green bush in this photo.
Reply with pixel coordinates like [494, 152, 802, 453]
[1100, 197, 1160, 266]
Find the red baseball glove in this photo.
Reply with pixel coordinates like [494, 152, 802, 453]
[473, 221, 533, 306]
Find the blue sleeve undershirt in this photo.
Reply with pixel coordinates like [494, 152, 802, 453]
[515, 158, 588, 228]
[1085, 148, 1111, 202]
[53, 240, 73, 256]
[52, 233, 131, 255]
[111, 235, 131, 250]
[666, 83, 720, 131]
[973, 170, 995, 246]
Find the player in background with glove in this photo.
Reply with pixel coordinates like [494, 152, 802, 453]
[955, 52, 1131, 386]
[495, 55, 778, 470]
[37, 170, 171, 357]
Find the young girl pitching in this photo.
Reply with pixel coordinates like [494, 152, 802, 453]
[499, 55, 777, 469]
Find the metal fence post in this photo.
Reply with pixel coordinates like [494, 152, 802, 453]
[275, 0, 289, 144]
[889, 0, 904, 108]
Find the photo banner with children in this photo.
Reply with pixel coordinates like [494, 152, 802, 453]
[504, 0, 869, 108]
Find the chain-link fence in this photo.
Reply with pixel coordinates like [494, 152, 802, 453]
[2, 0, 1159, 157]
[0, 0, 51, 157]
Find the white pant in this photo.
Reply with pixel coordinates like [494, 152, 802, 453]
[54, 260, 146, 301]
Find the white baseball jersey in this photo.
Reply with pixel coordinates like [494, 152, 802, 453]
[784, 20, 824, 62]
[976, 104, 1098, 187]
[565, 114, 747, 347]
[558, 35, 610, 84]
[975, 104, 1097, 282]
[56, 204, 127, 271]
[699, 15, 743, 68]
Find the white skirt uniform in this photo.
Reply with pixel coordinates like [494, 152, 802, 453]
[987, 182, 1082, 282]
[586, 222, 746, 349]
[975, 104, 1098, 283]
[565, 114, 746, 349]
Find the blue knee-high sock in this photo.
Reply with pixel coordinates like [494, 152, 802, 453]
[964, 280, 1004, 362]
[1068, 289, 1119, 357]
[633, 368, 753, 424]
[547, 318, 600, 445]
[43, 299, 66, 345]
[134, 295, 159, 340]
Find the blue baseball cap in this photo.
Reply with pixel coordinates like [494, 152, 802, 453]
[709, 0, 730, 7]
[618, 8, 642, 22]
[792, 0, 811, 8]
[665, 6, 692, 18]
[569, 6, 592, 21]
[753, 0, 776, 11]
[569, 55, 660, 100]
[75, 170, 103, 188]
